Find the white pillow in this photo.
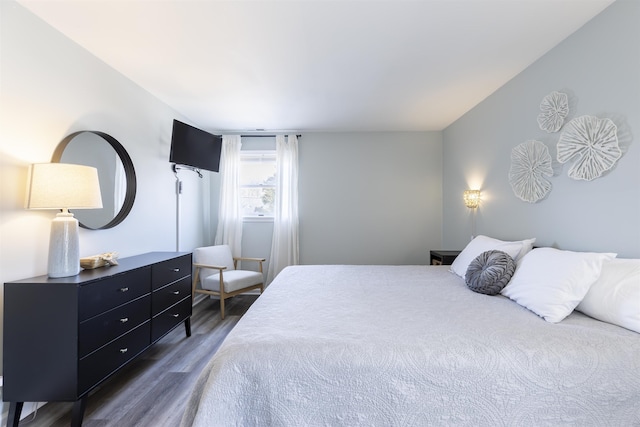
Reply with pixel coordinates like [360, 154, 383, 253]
[576, 258, 640, 333]
[450, 235, 536, 278]
[501, 248, 616, 323]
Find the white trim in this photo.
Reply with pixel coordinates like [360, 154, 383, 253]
[243, 216, 274, 223]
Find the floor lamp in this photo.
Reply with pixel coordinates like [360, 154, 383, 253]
[26, 163, 102, 278]
[172, 163, 202, 251]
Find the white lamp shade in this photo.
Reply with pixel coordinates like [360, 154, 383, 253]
[26, 163, 103, 210]
[26, 163, 102, 278]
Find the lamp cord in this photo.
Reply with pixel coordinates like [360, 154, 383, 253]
[173, 166, 182, 252]
[171, 163, 202, 252]
[471, 208, 477, 241]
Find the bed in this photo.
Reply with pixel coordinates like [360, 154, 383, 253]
[181, 243, 640, 426]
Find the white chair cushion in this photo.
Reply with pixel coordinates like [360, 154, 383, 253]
[193, 245, 236, 284]
[194, 245, 235, 270]
[202, 270, 264, 293]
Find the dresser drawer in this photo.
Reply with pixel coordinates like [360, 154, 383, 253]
[152, 254, 191, 290]
[151, 297, 192, 342]
[79, 321, 151, 394]
[152, 276, 191, 316]
[79, 295, 151, 358]
[79, 268, 151, 321]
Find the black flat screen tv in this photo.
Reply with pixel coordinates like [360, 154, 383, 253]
[169, 119, 222, 172]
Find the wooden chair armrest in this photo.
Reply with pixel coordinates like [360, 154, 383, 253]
[193, 263, 227, 271]
[233, 257, 266, 263]
[232, 256, 265, 273]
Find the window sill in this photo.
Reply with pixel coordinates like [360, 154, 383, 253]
[243, 216, 274, 223]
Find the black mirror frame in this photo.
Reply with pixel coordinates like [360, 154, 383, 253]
[52, 130, 137, 230]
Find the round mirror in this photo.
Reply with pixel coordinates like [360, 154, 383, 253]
[52, 131, 136, 230]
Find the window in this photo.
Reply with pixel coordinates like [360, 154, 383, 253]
[239, 150, 276, 217]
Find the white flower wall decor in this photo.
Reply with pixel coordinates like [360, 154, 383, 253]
[537, 91, 569, 133]
[557, 115, 621, 181]
[509, 140, 554, 203]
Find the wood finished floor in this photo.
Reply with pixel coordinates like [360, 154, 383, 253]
[3, 295, 259, 427]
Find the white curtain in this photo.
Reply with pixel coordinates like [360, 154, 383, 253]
[267, 135, 299, 284]
[214, 135, 243, 258]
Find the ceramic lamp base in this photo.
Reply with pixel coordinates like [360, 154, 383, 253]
[48, 211, 80, 278]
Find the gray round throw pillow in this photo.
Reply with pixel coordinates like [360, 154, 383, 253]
[465, 250, 516, 295]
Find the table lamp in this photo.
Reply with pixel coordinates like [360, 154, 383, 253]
[26, 163, 103, 278]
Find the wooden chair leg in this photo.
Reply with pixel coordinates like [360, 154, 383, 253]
[219, 272, 225, 320]
[191, 268, 200, 303]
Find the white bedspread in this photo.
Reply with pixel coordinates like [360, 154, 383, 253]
[181, 265, 640, 426]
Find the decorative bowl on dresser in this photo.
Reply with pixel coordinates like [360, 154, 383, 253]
[3, 252, 192, 427]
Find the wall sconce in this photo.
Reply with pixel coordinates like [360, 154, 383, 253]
[26, 163, 103, 278]
[463, 189, 481, 240]
[463, 190, 481, 209]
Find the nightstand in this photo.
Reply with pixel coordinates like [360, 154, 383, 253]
[430, 250, 461, 266]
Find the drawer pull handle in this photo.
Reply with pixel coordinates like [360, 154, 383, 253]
[172, 313, 180, 318]
[120, 317, 129, 323]
[120, 287, 129, 292]
[120, 348, 128, 354]
[173, 268, 180, 272]
[173, 291, 180, 295]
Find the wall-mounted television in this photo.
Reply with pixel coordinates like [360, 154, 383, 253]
[169, 119, 222, 173]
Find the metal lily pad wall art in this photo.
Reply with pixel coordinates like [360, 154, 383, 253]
[509, 140, 554, 203]
[537, 91, 569, 133]
[508, 91, 625, 203]
[557, 115, 621, 181]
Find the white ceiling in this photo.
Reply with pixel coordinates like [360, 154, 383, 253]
[18, 0, 614, 132]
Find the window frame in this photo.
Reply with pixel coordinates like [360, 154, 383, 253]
[239, 149, 277, 221]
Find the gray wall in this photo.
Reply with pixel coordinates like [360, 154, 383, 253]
[299, 132, 443, 265]
[442, 0, 640, 258]
[212, 132, 443, 269]
[0, 1, 208, 377]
